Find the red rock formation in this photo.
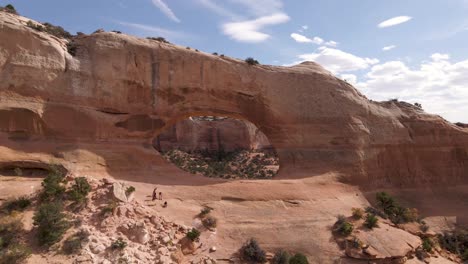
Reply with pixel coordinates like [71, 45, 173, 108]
[0, 12, 467, 188]
[153, 117, 272, 153]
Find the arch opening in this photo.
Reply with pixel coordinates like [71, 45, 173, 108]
[153, 116, 279, 180]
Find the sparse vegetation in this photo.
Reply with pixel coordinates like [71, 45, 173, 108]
[111, 237, 127, 250]
[40, 166, 66, 201]
[101, 201, 118, 217]
[125, 186, 135, 196]
[0, 244, 31, 264]
[0, 4, 18, 15]
[334, 215, 353, 236]
[202, 215, 217, 229]
[375, 192, 419, 224]
[33, 202, 70, 246]
[68, 177, 91, 205]
[147, 37, 169, 43]
[2, 196, 31, 213]
[26, 20, 72, 39]
[67, 41, 78, 56]
[420, 221, 429, 232]
[199, 207, 212, 217]
[438, 230, 468, 261]
[212, 52, 218, 55]
[239, 238, 266, 263]
[271, 250, 290, 264]
[351, 208, 364, 220]
[186, 228, 200, 242]
[422, 237, 433, 252]
[364, 213, 379, 229]
[245, 57, 259, 65]
[414, 102, 422, 109]
[289, 253, 309, 264]
[62, 230, 90, 255]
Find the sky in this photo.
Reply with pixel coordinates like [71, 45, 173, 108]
[2, 0, 468, 122]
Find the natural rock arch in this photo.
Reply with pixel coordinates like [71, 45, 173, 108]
[0, 13, 467, 188]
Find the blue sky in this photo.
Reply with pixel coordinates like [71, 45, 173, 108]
[2, 0, 468, 122]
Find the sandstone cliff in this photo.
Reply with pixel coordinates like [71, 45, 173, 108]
[0, 11, 467, 189]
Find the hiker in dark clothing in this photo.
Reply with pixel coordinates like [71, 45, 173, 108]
[152, 188, 158, 201]
[159, 192, 163, 200]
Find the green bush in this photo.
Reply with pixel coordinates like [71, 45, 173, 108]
[199, 207, 212, 217]
[3, 197, 31, 213]
[125, 186, 135, 196]
[0, 4, 18, 15]
[67, 42, 78, 56]
[33, 202, 70, 246]
[202, 215, 217, 229]
[68, 177, 91, 203]
[289, 253, 309, 264]
[338, 221, 354, 236]
[239, 238, 266, 263]
[0, 216, 22, 249]
[26, 20, 72, 39]
[186, 228, 200, 242]
[0, 244, 31, 264]
[364, 214, 378, 229]
[62, 230, 89, 255]
[422, 237, 433, 252]
[101, 201, 118, 217]
[245, 57, 259, 65]
[111, 237, 127, 250]
[438, 230, 468, 259]
[271, 250, 290, 264]
[147, 37, 169, 43]
[375, 192, 418, 224]
[40, 168, 66, 201]
[351, 208, 364, 220]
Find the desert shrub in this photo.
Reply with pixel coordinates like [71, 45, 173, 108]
[0, 4, 18, 15]
[147, 37, 169, 43]
[212, 52, 218, 55]
[438, 230, 468, 259]
[67, 42, 78, 56]
[462, 249, 468, 261]
[2, 196, 31, 213]
[414, 102, 422, 109]
[364, 214, 378, 229]
[199, 207, 212, 217]
[365, 206, 387, 219]
[338, 221, 354, 236]
[202, 215, 217, 229]
[245, 57, 259, 65]
[101, 201, 118, 217]
[289, 253, 309, 264]
[111, 30, 122, 34]
[40, 167, 66, 201]
[33, 202, 70, 246]
[125, 186, 135, 196]
[0, 216, 22, 249]
[68, 177, 91, 203]
[271, 250, 290, 264]
[420, 223, 429, 232]
[351, 208, 364, 220]
[26, 20, 72, 39]
[111, 237, 127, 250]
[422, 237, 433, 252]
[375, 192, 418, 224]
[239, 238, 266, 263]
[186, 228, 200, 242]
[0, 244, 31, 264]
[62, 230, 89, 255]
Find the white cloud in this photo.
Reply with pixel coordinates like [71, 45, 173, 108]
[325, 40, 338, 47]
[116, 21, 186, 39]
[357, 54, 468, 122]
[382, 45, 397, 51]
[222, 13, 290, 43]
[151, 0, 180, 23]
[290, 33, 323, 44]
[340, 74, 357, 85]
[378, 16, 412, 28]
[302, 25, 308, 30]
[290, 47, 379, 73]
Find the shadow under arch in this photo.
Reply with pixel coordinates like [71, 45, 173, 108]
[152, 114, 280, 180]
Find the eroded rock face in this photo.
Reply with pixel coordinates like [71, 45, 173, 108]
[0, 12, 467, 188]
[154, 117, 272, 153]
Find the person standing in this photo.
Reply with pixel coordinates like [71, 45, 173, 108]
[152, 187, 158, 201]
[159, 191, 163, 200]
